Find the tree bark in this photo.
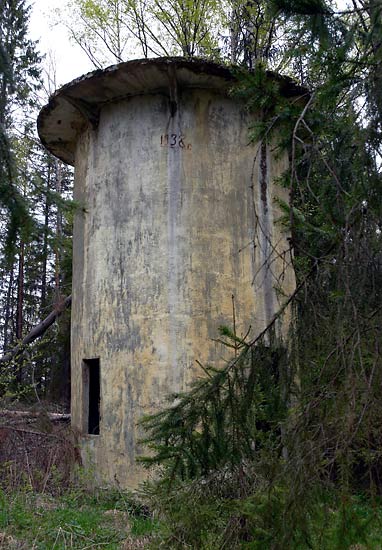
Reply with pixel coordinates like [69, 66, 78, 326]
[54, 159, 63, 303]
[16, 241, 24, 341]
[3, 261, 14, 353]
[15, 241, 24, 383]
[0, 410, 70, 421]
[41, 160, 52, 310]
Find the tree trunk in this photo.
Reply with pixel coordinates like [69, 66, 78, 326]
[16, 241, 24, 341]
[230, 4, 239, 63]
[54, 159, 63, 303]
[0, 295, 72, 365]
[369, 0, 382, 120]
[41, 160, 52, 310]
[15, 241, 24, 383]
[47, 159, 71, 405]
[3, 261, 14, 353]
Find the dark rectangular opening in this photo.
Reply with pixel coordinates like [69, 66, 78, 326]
[83, 358, 100, 435]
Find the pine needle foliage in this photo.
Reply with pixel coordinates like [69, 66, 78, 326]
[139, 329, 288, 482]
[0, 0, 41, 258]
[138, 3, 382, 547]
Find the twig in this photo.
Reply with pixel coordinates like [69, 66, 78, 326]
[0, 425, 67, 440]
[0, 410, 70, 421]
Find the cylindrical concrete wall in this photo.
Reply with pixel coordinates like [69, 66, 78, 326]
[38, 58, 301, 488]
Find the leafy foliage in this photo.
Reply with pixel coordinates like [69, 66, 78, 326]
[134, 1, 382, 547]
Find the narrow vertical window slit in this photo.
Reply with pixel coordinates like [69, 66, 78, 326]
[83, 358, 100, 435]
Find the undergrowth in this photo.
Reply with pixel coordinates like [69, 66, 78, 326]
[134, 24, 382, 546]
[0, 484, 157, 549]
[137, 332, 382, 549]
[142, 477, 382, 549]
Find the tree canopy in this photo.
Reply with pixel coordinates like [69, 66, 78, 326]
[0, 0, 41, 255]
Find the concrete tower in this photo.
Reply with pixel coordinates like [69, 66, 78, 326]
[38, 58, 302, 488]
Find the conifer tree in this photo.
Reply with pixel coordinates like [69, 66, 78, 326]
[0, 0, 40, 254]
[135, 2, 382, 547]
[0, 3, 74, 403]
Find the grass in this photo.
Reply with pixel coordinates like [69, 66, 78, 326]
[1, 482, 382, 549]
[0, 486, 158, 549]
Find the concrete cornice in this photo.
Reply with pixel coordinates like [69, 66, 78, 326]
[37, 57, 306, 166]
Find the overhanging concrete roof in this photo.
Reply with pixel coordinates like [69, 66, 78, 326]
[37, 57, 307, 166]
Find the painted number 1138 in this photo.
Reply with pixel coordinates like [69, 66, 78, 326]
[160, 134, 192, 150]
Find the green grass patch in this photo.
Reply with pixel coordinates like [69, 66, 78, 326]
[2, 483, 382, 549]
[0, 487, 157, 549]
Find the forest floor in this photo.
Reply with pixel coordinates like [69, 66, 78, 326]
[0, 405, 157, 549]
[0, 487, 156, 549]
[2, 406, 382, 548]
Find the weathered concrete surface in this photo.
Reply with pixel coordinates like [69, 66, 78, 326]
[38, 58, 301, 488]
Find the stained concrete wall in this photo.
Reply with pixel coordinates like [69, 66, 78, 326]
[37, 58, 300, 488]
[70, 88, 294, 487]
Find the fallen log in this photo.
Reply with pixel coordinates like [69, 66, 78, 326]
[0, 410, 70, 421]
[0, 295, 72, 364]
[0, 425, 68, 439]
